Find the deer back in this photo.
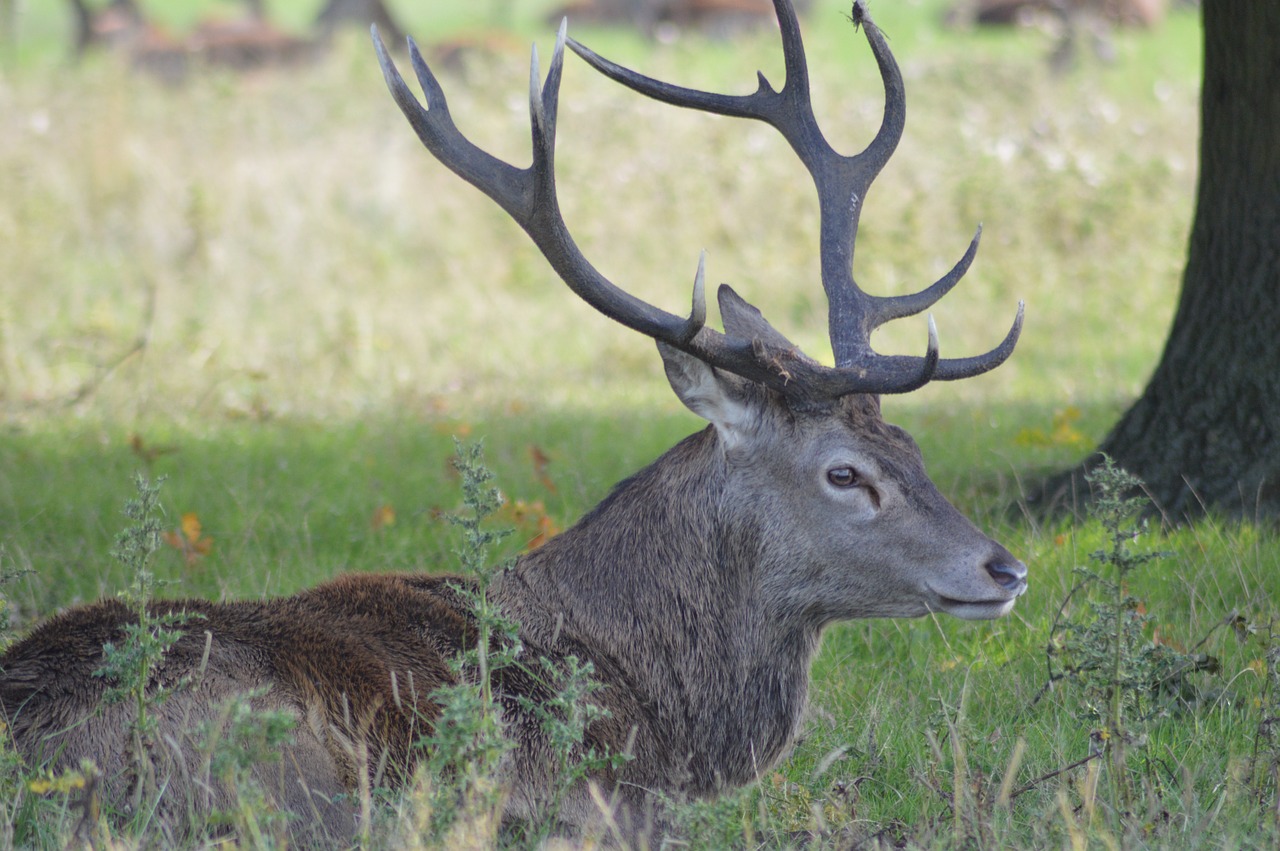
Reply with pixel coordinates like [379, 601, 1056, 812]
[0, 574, 481, 842]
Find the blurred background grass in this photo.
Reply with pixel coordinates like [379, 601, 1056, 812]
[1, 0, 1199, 422]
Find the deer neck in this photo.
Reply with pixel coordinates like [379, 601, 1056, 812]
[492, 427, 820, 792]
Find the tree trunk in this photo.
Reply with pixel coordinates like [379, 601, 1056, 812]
[1074, 3, 1280, 518]
[66, 0, 143, 55]
[1, 0, 15, 55]
[314, 0, 405, 46]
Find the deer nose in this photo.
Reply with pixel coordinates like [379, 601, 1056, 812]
[985, 559, 1027, 592]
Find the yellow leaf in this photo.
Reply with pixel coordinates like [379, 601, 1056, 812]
[529, 444, 557, 494]
[128, 433, 179, 463]
[27, 770, 86, 794]
[371, 504, 397, 530]
[180, 512, 203, 542]
[1014, 427, 1051, 448]
[1015, 408, 1089, 450]
[499, 498, 561, 550]
[165, 511, 213, 565]
[433, 420, 473, 437]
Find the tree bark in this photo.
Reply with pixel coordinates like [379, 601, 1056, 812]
[314, 0, 405, 46]
[1063, 3, 1280, 519]
[66, 0, 143, 55]
[1, 0, 15, 56]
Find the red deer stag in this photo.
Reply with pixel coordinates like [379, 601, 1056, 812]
[66, 0, 319, 83]
[0, 0, 1026, 843]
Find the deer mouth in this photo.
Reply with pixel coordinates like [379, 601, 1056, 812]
[926, 576, 1025, 619]
[934, 596, 1019, 621]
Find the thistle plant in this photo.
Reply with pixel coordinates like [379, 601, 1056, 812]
[194, 688, 296, 846]
[514, 653, 630, 842]
[416, 441, 625, 846]
[446, 439, 524, 706]
[1046, 456, 1199, 816]
[92, 474, 197, 815]
[416, 441, 521, 838]
[0, 545, 33, 654]
[1244, 618, 1280, 829]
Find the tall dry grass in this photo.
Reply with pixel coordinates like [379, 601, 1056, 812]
[0, 12, 1200, 430]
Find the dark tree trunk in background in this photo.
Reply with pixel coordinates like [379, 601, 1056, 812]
[315, 0, 405, 45]
[67, 0, 142, 55]
[1, 0, 15, 52]
[1074, 3, 1280, 518]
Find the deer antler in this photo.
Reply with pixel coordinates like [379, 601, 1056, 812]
[371, 0, 1021, 403]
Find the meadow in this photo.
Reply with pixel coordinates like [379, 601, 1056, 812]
[4, 0, 1278, 847]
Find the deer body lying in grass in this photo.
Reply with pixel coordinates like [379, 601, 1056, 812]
[0, 0, 1027, 843]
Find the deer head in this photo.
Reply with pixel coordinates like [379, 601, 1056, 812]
[371, 0, 1025, 606]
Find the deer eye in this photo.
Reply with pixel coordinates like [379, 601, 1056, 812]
[827, 466, 860, 488]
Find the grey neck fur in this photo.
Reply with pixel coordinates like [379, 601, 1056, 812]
[493, 426, 820, 795]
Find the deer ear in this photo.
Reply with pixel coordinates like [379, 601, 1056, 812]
[657, 341, 756, 446]
[718, 284, 796, 351]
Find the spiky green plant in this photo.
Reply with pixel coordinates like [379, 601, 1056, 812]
[413, 441, 521, 840]
[92, 474, 199, 818]
[193, 688, 296, 848]
[1047, 456, 1206, 818]
[414, 442, 628, 847]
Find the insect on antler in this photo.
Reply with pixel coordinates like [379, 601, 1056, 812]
[371, 0, 1022, 403]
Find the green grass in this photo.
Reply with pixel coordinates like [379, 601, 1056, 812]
[5, 0, 1279, 847]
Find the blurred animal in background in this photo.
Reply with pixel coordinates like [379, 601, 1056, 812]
[67, 0, 144, 55]
[548, 0, 815, 39]
[314, 0, 405, 45]
[954, 0, 1166, 28]
[66, 0, 317, 81]
[946, 0, 1174, 72]
[63, 0, 406, 82]
[62, 0, 815, 83]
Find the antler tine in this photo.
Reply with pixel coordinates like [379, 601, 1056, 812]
[690, 252, 708, 334]
[933, 301, 1025, 381]
[529, 20, 566, 169]
[564, 0, 830, 164]
[372, 27, 524, 219]
[568, 38, 777, 123]
[851, 0, 906, 177]
[857, 226, 1022, 376]
[869, 225, 982, 326]
[373, 23, 710, 349]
